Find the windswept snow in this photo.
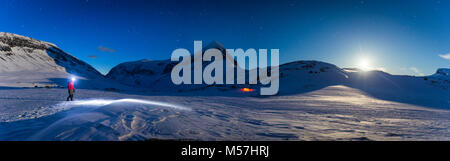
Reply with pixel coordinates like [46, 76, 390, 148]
[0, 86, 450, 141]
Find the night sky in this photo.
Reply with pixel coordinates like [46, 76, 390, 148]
[1, 0, 449, 75]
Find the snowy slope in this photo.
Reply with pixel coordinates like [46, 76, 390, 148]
[0, 32, 127, 89]
[0, 32, 102, 77]
[345, 70, 449, 109]
[273, 61, 449, 108]
[275, 60, 349, 95]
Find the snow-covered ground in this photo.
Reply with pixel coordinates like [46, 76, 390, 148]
[1, 85, 449, 141]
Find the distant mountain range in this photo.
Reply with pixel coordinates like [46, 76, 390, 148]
[1, 32, 448, 108]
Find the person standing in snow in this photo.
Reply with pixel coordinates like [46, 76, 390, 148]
[67, 78, 75, 101]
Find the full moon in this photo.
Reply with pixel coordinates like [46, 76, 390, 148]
[358, 57, 371, 71]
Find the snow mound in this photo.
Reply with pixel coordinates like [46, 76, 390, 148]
[275, 60, 349, 95]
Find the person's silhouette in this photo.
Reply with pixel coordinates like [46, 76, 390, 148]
[67, 78, 75, 101]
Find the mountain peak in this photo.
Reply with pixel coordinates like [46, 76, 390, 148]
[430, 68, 449, 81]
[436, 68, 449, 76]
[138, 59, 153, 62]
[203, 40, 225, 52]
[0, 32, 57, 49]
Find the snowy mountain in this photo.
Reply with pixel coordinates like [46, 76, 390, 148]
[422, 68, 450, 91]
[0, 32, 108, 88]
[430, 68, 450, 81]
[106, 41, 243, 93]
[106, 59, 177, 88]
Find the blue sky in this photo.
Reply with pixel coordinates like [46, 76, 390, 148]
[1, 0, 449, 75]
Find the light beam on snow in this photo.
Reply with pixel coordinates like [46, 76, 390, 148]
[68, 98, 190, 110]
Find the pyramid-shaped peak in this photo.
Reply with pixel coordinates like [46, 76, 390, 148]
[203, 40, 225, 52]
